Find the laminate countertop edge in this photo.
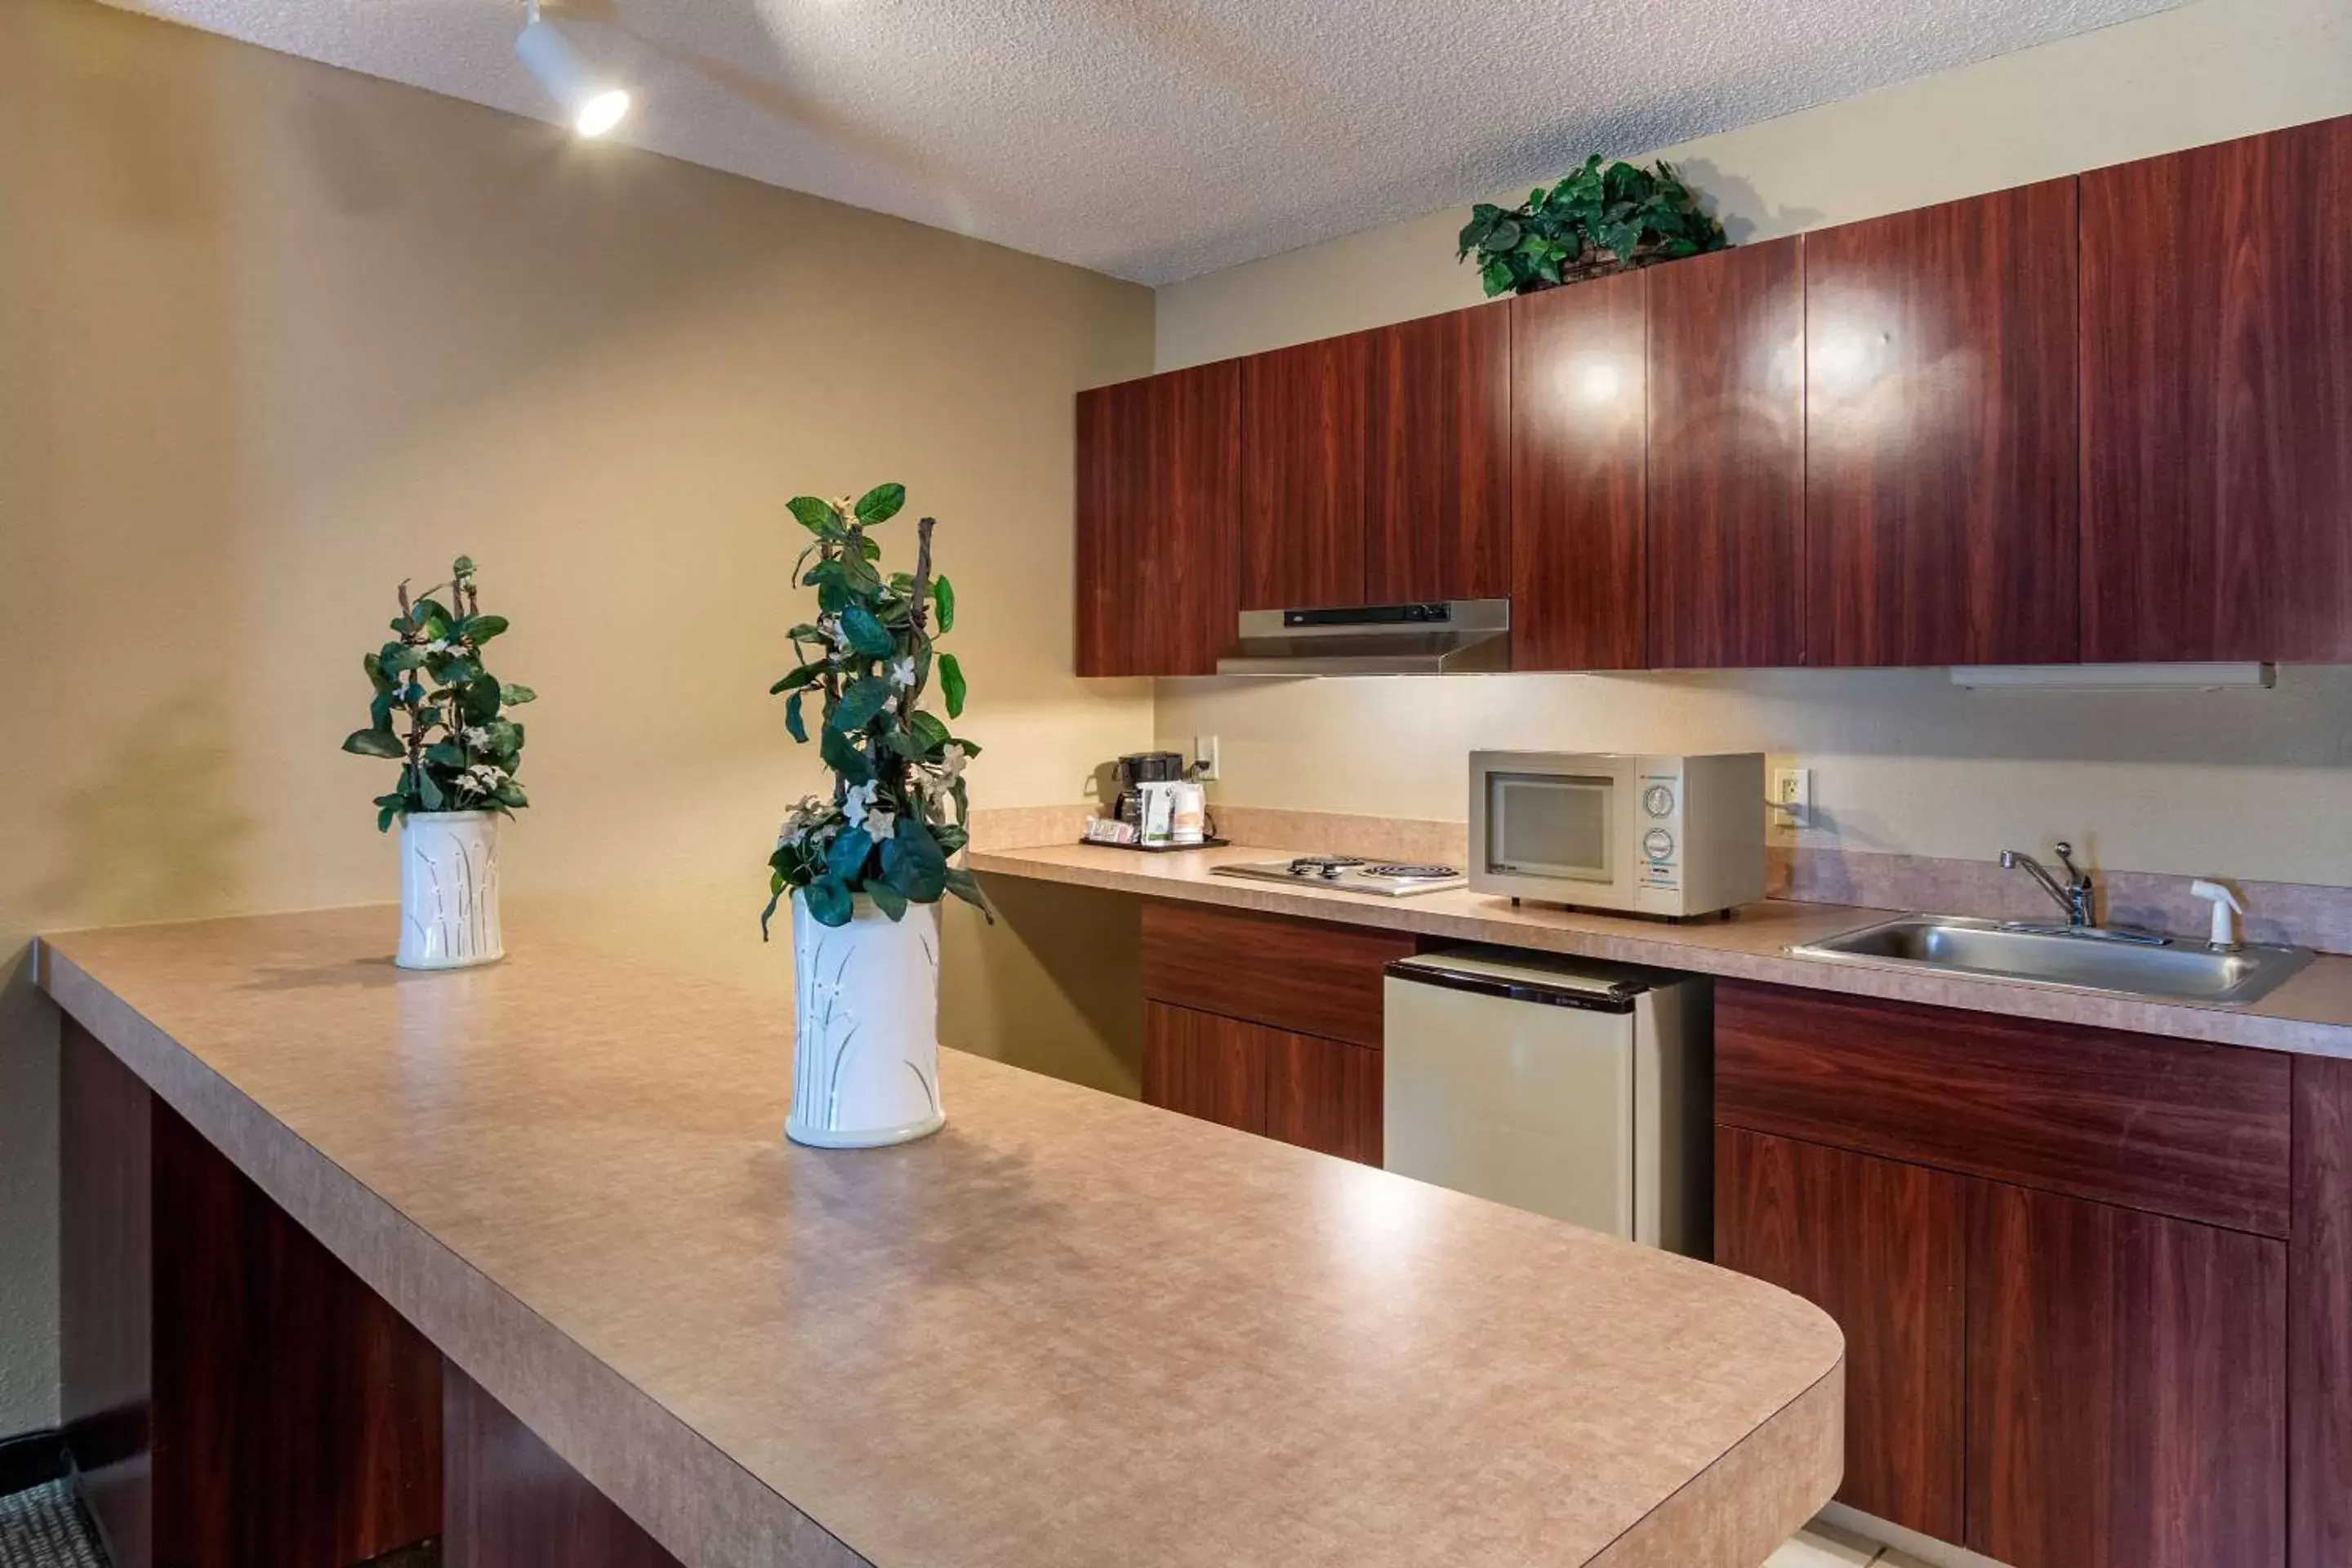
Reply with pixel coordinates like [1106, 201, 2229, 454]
[36, 938, 871, 1568]
[969, 844, 2352, 1060]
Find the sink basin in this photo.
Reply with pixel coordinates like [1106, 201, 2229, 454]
[1789, 915, 2313, 1006]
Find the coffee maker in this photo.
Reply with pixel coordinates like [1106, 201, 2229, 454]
[1112, 751, 1187, 831]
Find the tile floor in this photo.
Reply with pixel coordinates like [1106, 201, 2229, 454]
[1768, 1521, 1932, 1568]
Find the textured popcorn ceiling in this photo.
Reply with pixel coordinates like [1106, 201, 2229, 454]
[106, 0, 2176, 282]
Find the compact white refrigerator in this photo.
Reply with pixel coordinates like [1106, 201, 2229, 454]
[1382, 947, 1712, 1256]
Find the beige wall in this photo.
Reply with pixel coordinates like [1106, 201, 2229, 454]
[0, 0, 1153, 1433]
[1153, 0, 2352, 886]
[1156, 0, 2352, 368]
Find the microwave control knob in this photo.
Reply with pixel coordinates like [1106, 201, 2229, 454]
[1642, 784, 1675, 817]
[1642, 828, 1675, 862]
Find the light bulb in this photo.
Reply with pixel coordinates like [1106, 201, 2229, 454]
[515, 14, 630, 139]
[575, 89, 630, 137]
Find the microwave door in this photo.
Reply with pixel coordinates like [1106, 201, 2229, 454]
[1489, 772, 1616, 884]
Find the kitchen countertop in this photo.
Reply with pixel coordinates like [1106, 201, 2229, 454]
[969, 841, 2352, 1059]
[38, 906, 1844, 1568]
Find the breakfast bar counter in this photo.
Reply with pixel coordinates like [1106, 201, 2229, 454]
[38, 906, 1843, 1568]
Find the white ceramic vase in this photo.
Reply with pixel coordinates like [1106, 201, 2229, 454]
[397, 810, 504, 970]
[787, 890, 944, 1148]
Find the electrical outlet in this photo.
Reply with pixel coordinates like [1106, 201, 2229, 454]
[1771, 766, 1811, 826]
[1192, 734, 1220, 782]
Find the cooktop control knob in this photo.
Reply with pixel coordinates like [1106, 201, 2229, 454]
[1642, 828, 1675, 862]
[1642, 784, 1675, 817]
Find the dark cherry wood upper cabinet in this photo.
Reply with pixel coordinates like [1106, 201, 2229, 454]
[1646, 240, 1806, 668]
[1240, 333, 1370, 610]
[1509, 271, 1647, 670]
[1965, 1182, 2287, 1568]
[1804, 180, 2080, 666]
[1716, 1125, 1966, 1540]
[2080, 116, 2352, 662]
[1364, 304, 1512, 604]
[1075, 361, 1241, 676]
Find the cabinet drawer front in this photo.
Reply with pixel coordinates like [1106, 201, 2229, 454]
[1141, 900, 1415, 1049]
[1715, 982, 2292, 1236]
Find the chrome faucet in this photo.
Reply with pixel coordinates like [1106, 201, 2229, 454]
[2000, 842, 2097, 928]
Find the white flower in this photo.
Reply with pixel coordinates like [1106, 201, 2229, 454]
[818, 613, 848, 649]
[862, 807, 896, 841]
[889, 656, 918, 689]
[462, 726, 492, 750]
[424, 639, 453, 655]
[775, 794, 828, 848]
[458, 763, 506, 795]
[934, 742, 968, 782]
[840, 779, 880, 829]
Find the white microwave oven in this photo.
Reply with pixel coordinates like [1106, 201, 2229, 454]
[1468, 752, 1766, 918]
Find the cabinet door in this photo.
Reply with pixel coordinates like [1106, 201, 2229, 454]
[1715, 1125, 1967, 1540]
[2288, 1056, 2351, 1568]
[1140, 1001, 1266, 1135]
[1805, 181, 2079, 665]
[1265, 1032, 1381, 1165]
[1509, 271, 1646, 670]
[1966, 1182, 2287, 1568]
[1646, 240, 1806, 668]
[1365, 304, 1511, 604]
[1075, 362, 1241, 675]
[1241, 334, 1370, 609]
[2080, 116, 2352, 662]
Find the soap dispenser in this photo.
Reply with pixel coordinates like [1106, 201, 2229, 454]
[2190, 880, 2246, 953]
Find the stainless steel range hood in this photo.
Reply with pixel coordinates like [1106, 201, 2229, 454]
[1214, 599, 1511, 675]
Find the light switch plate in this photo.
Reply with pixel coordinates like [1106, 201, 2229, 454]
[1771, 766, 1811, 826]
[1192, 735, 1220, 782]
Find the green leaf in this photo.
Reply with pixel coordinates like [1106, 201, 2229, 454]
[495, 781, 528, 809]
[382, 644, 423, 673]
[933, 822, 970, 857]
[769, 663, 823, 695]
[821, 727, 872, 782]
[866, 880, 908, 921]
[425, 740, 466, 768]
[1485, 218, 1521, 253]
[460, 614, 509, 644]
[909, 710, 953, 755]
[932, 575, 956, 633]
[787, 496, 840, 535]
[880, 818, 948, 902]
[938, 653, 966, 719]
[1481, 258, 1515, 296]
[415, 768, 445, 812]
[840, 604, 893, 659]
[459, 678, 501, 724]
[452, 555, 475, 576]
[439, 657, 479, 688]
[343, 727, 404, 759]
[826, 825, 873, 884]
[853, 483, 906, 523]
[943, 866, 996, 923]
[829, 675, 893, 732]
[784, 689, 809, 743]
[363, 651, 394, 692]
[804, 876, 854, 927]
[499, 682, 537, 706]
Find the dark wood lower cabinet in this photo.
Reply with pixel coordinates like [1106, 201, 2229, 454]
[1716, 987, 2303, 1568]
[1266, 1031, 1382, 1165]
[60, 1019, 443, 1568]
[1713, 1126, 1965, 1539]
[1142, 1000, 1382, 1165]
[443, 1365, 684, 1568]
[1965, 1183, 2286, 1568]
[2292, 1054, 2352, 1568]
[1141, 1000, 1267, 1136]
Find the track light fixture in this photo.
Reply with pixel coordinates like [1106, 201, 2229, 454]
[514, 0, 630, 138]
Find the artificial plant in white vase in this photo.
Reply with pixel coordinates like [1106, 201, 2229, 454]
[764, 483, 991, 1148]
[342, 556, 536, 970]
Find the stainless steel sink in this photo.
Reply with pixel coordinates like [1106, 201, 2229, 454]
[1789, 915, 2313, 1006]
